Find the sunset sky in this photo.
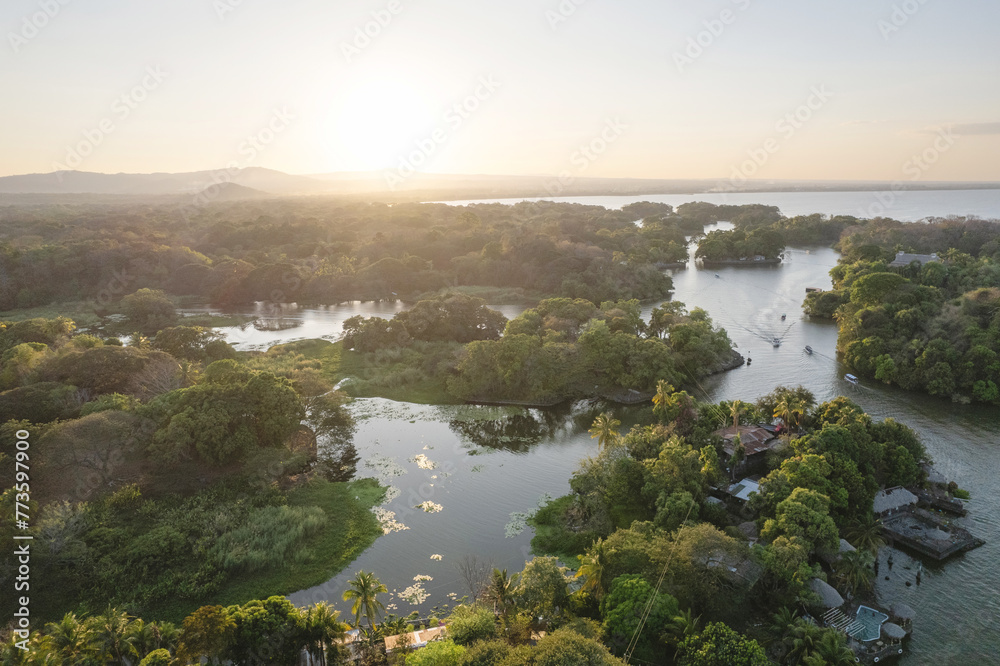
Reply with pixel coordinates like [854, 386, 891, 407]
[2, 0, 998, 181]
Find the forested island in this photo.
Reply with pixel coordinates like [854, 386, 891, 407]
[0, 197, 996, 664]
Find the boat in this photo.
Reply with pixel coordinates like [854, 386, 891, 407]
[805, 345, 813, 355]
[845, 374, 859, 385]
[781, 313, 787, 320]
[715, 274, 720, 278]
[772, 338, 781, 347]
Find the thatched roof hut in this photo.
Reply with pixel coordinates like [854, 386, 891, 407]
[891, 602, 916, 622]
[883, 622, 907, 640]
[808, 578, 844, 609]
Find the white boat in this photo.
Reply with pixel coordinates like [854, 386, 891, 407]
[805, 346, 814, 355]
[772, 338, 781, 347]
[845, 374, 859, 385]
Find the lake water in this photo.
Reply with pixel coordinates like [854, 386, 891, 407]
[436, 188, 1000, 223]
[193, 194, 998, 664]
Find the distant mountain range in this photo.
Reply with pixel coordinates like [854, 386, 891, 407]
[0, 167, 997, 201]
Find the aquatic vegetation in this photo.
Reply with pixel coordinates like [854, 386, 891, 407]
[415, 501, 443, 513]
[430, 554, 443, 561]
[382, 486, 402, 504]
[410, 454, 438, 470]
[364, 453, 407, 482]
[414, 574, 433, 582]
[471, 464, 485, 473]
[400, 583, 430, 604]
[504, 494, 555, 538]
[372, 507, 409, 535]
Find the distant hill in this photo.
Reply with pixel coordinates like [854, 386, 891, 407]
[0, 167, 997, 201]
[0, 167, 325, 195]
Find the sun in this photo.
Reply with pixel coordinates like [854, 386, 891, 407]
[326, 78, 437, 172]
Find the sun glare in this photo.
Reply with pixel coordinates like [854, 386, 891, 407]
[327, 78, 437, 172]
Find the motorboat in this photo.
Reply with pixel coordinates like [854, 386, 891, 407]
[715, 274, 720, 278]
[772, 338, 781, 347]
[804, 346, 814, 355]
[845, 374, 859, 385]
[781, 313, 787, 320]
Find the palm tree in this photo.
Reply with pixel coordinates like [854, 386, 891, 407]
[806, 629, 856, 665]
[485, 568, 519, 619]
[342, 571, 388, 630]
[45, 612, 94, 665]
[589, 413, 621, 451]
[835, 549, 875, 596]
[652, 380, 675, 422]
[729, 399, 743, 427]
[765, 606, 799, 647]
[89, 606, 137, 666]
[785, 618, 823, 665]
[773, 397, 805, 434]
[574, 541, 607, 601]
[668, 608, 701, 646]
[303, 602, 348, 666]
[844, 512, 886, 555]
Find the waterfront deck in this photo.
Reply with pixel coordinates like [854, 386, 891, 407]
[881, 507, 984, 560]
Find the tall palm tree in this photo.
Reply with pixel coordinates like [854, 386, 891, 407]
[89, 606, 137, 666]
[765, 606, 799, 647]
[574, 542, 607, 601]
[809, 629, 857, 665]
[485, 568, 519, 618]
[773, 397, 805, 434]
[844, 512, 886, 555]
[729, 399, 743, 428]
[785, 618, 823, 665]
[668, 608, 702, 648]
[303, 602, 348, 666]
[342, 571, 388, 630]
[652, 380, 675, 422]
[45, 612, 94, 665]
[588, 413, 621, 451]
[835, 549, 875, 596]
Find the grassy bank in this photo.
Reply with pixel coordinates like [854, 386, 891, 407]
[144, 478, 386, 623]
[246, 338, 460, 405]
[204, 478, 386, 612]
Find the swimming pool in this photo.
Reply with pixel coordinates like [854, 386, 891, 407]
[848, 605, 889, 642]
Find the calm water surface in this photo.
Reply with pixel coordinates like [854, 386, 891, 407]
[197, 195, 997, 664]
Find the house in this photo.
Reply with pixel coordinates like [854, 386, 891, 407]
[888, 252, 939, 268]
[726, 477, 760, 502]
[714, 425, 780, 476]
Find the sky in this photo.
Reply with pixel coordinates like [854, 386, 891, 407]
[1, 0, 999, 182]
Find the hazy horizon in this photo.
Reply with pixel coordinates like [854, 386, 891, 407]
[3, 0, 998, 184]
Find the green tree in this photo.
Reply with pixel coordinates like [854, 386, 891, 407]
[343, 571, 388, 629]
[516, 557, 569, 621]
[531, 628, 626, 666]
[834, 549, 875, 597]
[600, 575, 678, 661]
[301, 602, 348, 666]
[177, 606, 235, 666]
[137, 649, 172, 666]
[120, 288, 178, 334]
[675, 622, 769, 666]
[44, 612, 94, 665]
[406, 639, 467, 666]
[224, 597, 306, 666]
[761, 488, 839, 555]
[575, 540, 609, 601]
[89, 606, 138, 666]
[447, 605, 498, 646]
